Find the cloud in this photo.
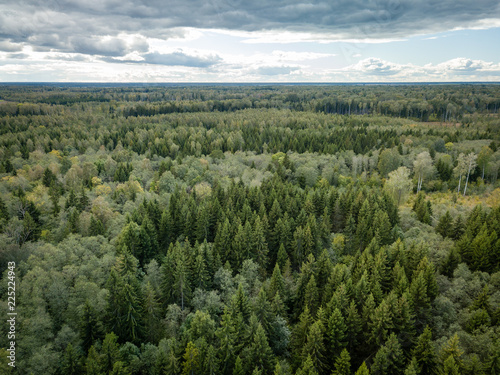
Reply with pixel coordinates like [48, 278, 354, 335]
[341, 57, 500, 80]
[350, 58, 405, 75]
[0, 0, 499, 59]
[256, 65, 300, 75]
[7, 53, 30, 59]
[142, 51, 221, 67]
[104, 50, 222, 67]
[435, 57, 489, 72]
[0, 41, 23, 52]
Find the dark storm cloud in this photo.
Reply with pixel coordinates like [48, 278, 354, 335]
[0, 0, 499, 56]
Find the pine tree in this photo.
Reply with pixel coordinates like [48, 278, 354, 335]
[89, 215, 105, 236]
[248, 323, 275, 374]
[143, 282, 162, 344]
[412, 326, 436, 375]
[216, 307, 237, 375]
[214, 218, 233, 266]
[78, 188, 89, 211]
[301, 320, 326, 374]
[304, 275, 319, 316]
[276, 243, 288, 271]
[100, 333, 121, 374]
[371, 333, 405, 375]
[327, 308, 347, 359]
[42, 167, 56, 187]
[60, 343, 83, 375]
[486, 339, 500, 375]
[253, 216, 269, 274]
[233, 355, 244, 375]
[439, 334, 463, 374]
[182, 342, 200, 375]
[231, 283, 251, 323]
[409, 272, 431, 333]
[85, 346, 102, 375]
[354, 362, 369, 375]
[159, 209, 173, 252]
[292, 307, 313, 365]
[441, 356, 460, 375]
[451, 215, 465, 241]
[345, 301, 362, 354]
[172, 243, 191, 310]
[436, 211, 453, 238]
[80, 300, 102, 353]
[332, 349, 351, 375]
[269, 263, 285, 299]
[65, 189, 77, 209]
[404, 358, 419, 375]
[68, 207, 80, 234]
[203, 345, 219, 375]
[296, 355, 319, 375]
[254, 287, 274, 336]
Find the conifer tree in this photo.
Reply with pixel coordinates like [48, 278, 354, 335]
[301, 320, 326, 374]
[292, 307, 313, 364]
[304, 275, 319, 316]
[269, 263, 285, 300]
[296, 355, 319, 375]
[61, 343, 83, 375]
[332, 349, 351, 375]
[233, 355, 244, 375]
[143, 281, 162, 344]
[439, 334, 463, 374]
[85, 346, 102, 375]
[89, 215, 105, 236]
[354, 362, 369, 375]
[183, 342, 200, 375]
[80, 299, 102, 353]
[371, 333, 405, 375]
[248, 323, 275, 374]
[327, 308, 347, 359]
[436, 211, 453, 238]
[412, 326, 436, 375]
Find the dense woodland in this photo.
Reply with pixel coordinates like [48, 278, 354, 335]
[0, 84, 499, 375]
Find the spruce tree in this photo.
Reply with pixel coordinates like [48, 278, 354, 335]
[412, 326, 437, 375]
[371, 333, 405, 375]
[182, 342, 200, 375]
[354, 362, 369, 375]
[332, 349, 351, 375]
[327, 308, 347, 358]
[301, 320, 326, 374]
[436, 211, 453, 238]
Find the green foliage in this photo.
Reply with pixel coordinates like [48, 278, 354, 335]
[0, 85, 499, 375]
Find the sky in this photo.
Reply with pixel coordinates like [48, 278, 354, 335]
[0, 0, 500, 82]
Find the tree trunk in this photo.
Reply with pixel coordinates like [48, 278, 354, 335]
[464, 173, 470, 196]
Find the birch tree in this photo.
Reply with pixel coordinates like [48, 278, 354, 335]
[463, 152, 477, 196]
[413, 151, 433, 193]
[385, 167, 412, 206]
[454, 153, 468, 193]
[477, 146, 493, 181]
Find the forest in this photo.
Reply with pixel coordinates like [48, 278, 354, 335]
[0, 83, 499, 375]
